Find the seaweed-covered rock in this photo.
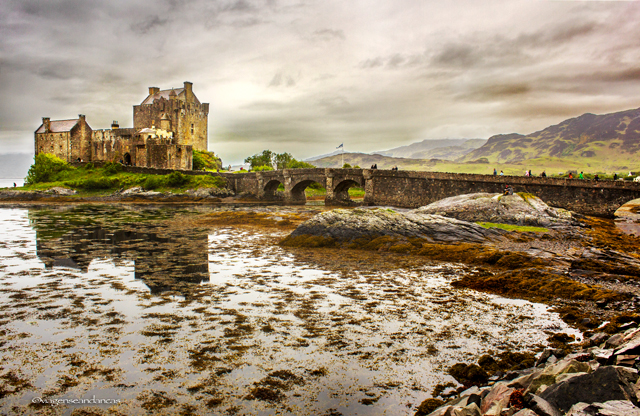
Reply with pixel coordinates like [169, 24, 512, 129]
[415, 398, 446, 416]
[417, 193, 577, 228]
[288, 208, 499, 243]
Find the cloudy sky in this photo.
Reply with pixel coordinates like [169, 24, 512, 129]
[1, 0, 639, 164]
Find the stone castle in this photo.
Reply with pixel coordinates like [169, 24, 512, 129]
[35, 81, 209, 170]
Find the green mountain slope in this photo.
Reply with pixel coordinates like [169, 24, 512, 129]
[460, 108, 640, 170]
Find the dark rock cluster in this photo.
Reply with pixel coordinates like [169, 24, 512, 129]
[416, 324, 640, 416]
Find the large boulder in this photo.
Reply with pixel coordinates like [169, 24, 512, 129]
[525, 393, 562, 416]
[526, 359, 591, 395]
[417, 193, 576, 228]
[45, 186, 76, 195]
[566, 400, 640, 416]
[539, 366, 639, 413]
[288, 207, 499, 243]
[480, 382, 514, 416]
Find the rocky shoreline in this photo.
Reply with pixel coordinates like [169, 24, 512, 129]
[417, 322, 640, 416]
[275, 192, 640, 415]
[0, 186, 237, 204]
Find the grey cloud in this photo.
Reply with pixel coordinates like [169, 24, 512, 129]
[460, 83, 532, 102]
[586, 67, 640, 83]
[229, 18, 265, 27]
[516, 21, 597, 48]
[433, 44, 480, 67]
[359, 57, 384, 69]
[240, 100, 288, 111]
[17, 0, 103, 21]
[131, 15, 168, 34]
[312, 29, 345, 41]
[268, 72, 296, 87]
[269, 73, 283, 87]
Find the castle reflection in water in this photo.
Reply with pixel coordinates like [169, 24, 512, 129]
[29, 205, 210, 295]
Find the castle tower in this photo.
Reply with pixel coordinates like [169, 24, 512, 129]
[133, 82, 208, 151]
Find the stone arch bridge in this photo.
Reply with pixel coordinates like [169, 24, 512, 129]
[217, 168, 640, 217]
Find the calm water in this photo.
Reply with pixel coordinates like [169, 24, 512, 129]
[0, 178, 24, 188]
[0, 204, 579, 415]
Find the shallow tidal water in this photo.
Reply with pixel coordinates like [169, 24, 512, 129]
[0, 204, 580, 416]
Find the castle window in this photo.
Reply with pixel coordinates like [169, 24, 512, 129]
[191, 124, 194, 134]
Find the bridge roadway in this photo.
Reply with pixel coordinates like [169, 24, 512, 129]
[217, 168, 640, 217]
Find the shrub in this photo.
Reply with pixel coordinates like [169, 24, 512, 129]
[84, 162, 95, 170]
[69, 177, 119, 190]
[193, 150, 222, 171]
[25, 153, 70, 184]
[343, 163, 352, 168]
[286, 160, 315, 169]
[143, 176, 163, 190]
[253, 165, 274, 172]
[167, 171, 188, 187]
[103, 162, 123, 176]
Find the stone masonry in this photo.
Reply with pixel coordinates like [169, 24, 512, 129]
[34, 82, 209, 170]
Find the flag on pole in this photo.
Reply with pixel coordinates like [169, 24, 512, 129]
[336, 143, 343, 149]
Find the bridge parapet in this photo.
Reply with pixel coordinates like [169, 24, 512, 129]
[215, 168, 640, 216]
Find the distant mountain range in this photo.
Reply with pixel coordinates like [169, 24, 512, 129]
[378, 138, 486, 159]
[309, 107, 640, 171]
[460, 107, 640, 167]
[306, 138, 485, 163]
[308, 152, 444, 170]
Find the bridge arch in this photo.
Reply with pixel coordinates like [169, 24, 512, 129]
[288, 178, 326, 204]
[327, 178, 364, 205]
[262, 179, 284, 200]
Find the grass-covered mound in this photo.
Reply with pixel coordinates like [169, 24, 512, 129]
[22, 154, 227, 194]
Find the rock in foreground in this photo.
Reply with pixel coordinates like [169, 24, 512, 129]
[287, 207, 499, 244]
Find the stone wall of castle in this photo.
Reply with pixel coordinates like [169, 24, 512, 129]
[35, 131, 70, 160]
[91, 129, 135, 163]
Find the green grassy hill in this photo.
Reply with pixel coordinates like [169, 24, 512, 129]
[460, 107, 640, 172]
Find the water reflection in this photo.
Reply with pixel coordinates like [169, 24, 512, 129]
[0, 204, 580, 416]
[30, 205, 210, 294]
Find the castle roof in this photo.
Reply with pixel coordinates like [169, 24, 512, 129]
[141, 88, 185, 105]
[35, 118, 80, 134]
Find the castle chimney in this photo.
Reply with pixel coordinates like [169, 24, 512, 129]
[42, 117, 51, 133]
[184, 81, 193, 101]
[78, 114, 85, 122]
[149, 87, 160, 96]
[111, 120, 119, 129]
